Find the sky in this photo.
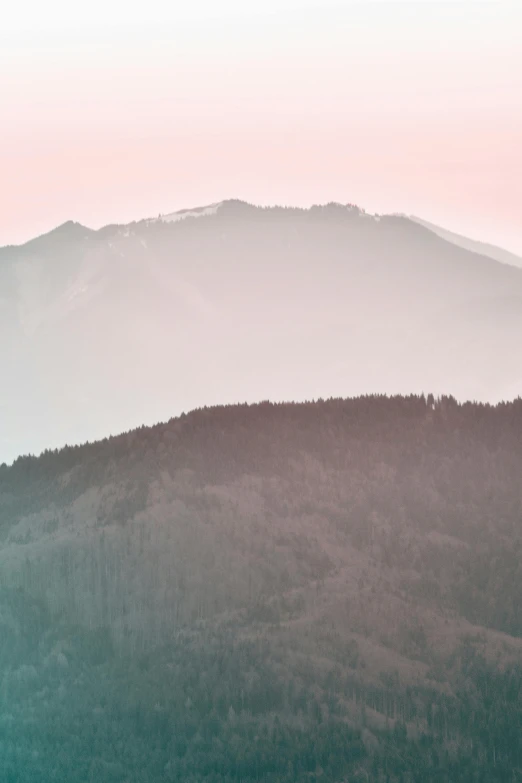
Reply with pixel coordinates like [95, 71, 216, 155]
[1, 0, 521, 254]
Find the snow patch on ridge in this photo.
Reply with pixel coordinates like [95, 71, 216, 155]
[148, 202, 223, 226]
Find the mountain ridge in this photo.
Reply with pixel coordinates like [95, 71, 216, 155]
[409, 214, 522, 269]
[1, 200, 522, 464]
[4, 199, 520, 269]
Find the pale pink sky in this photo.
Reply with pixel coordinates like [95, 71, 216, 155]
[2, 0, 521, 254]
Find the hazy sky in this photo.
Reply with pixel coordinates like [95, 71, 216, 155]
[2, 0, 521, 254]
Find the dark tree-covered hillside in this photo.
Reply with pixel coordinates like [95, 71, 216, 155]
[1, 395, 522, 781]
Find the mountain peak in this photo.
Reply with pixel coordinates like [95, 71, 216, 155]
[50, 220, 92, 236]
[148, 199, 370, 226]
[149, 199, 260, 225]
[151, 201, 225, 224]
[17, 220, 94, 250]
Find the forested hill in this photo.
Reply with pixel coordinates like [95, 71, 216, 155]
[2, 395, 522, 782]
[3, 394, 522, 639]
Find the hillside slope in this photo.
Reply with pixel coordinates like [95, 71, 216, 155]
[1, 397, 522, 781]
[410, 215, 522, 269]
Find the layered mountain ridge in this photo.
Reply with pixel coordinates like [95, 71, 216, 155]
[1, 199, 522, 464]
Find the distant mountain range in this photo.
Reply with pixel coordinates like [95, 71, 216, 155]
[1, 199, 521, 463]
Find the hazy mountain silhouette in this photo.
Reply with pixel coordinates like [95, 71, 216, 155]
[1, 199, 521, 463]
[409, 215, 522, 269]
